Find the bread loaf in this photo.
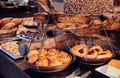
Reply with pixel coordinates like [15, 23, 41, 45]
[1, 22, 16, 30]
[0, 17, 13, 28]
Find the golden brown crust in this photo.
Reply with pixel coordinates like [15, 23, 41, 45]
[97, 50, 113, 59]
[1, 22, 16, 30]
[11, 18, 23, 25]
[71, 44, 113, 63]
[71, 44, 88, 58]
[0, 17, 13, 28]
[27, 48, 71, 67]
[0, 42, 21, 58]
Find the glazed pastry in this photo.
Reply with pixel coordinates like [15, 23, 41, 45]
[97, 49, 113, 59]
[27, 48, 71, 67]
[58, 51, 71, 64]
[71, 44, 89, 57]
[27, 49, 39, 58]
[36, 56, 49, 66]
[28, 54, 39, 64]
[89, 45, 103, 55]
[86, 49, 98, 59]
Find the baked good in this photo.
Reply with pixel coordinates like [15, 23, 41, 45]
[36, 56, 49, 66]
[26, 48, 71, 67]
[0, 28, 17, 38]
[106, 59, 120, 78]
[27, 49, 39, 64]
[27, 49, 39, 58]
[71, 44, 88, 58]
[0, 17, 13, 28]
[58, 51, 71, 64]
[1, 22, 16, 30]
[86, 49, 98, 59]
[71, 44, 113, 63]
[28, 54, 39, 64]
[89, 46, 103, 55]
[97, 49, 113, 59]
[1, 42, 21, 58]
[23, 19, 37, 27]
[0, 18, 22, 30]
[11, 18, 23, 25]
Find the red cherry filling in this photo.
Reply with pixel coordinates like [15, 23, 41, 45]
[94, 48, 99, 52]
[79, 49, 84, 53]
[88, 50, 95, 55]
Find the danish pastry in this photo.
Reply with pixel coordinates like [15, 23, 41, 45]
[97, 49, 113, 59]
[71, 44, 88, 57]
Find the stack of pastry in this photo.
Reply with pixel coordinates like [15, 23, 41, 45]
[0, 17, 23, 38]
[71, 44, 113, 63]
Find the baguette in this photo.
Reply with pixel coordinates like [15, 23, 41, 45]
[11, 18, 23, 25]
[0, 17, 13, 28]
[1, 22, 16, 30]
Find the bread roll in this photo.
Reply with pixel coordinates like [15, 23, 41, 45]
[11, 18, 23, 25]
[0, 17, 13, 28]
[1, 22, 16, 30]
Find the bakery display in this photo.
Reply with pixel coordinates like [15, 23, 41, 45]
[71, 44, 113, 63]
[0, 0, 120, 75]
[106, 59, 120, 78]
[24, 48, 73, 72]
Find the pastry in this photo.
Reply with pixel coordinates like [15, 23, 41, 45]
[26, 48, 71, 67]
[23, 19, 37, 27]
[89, 46, 103, 55]
[28, 54, 39, 64]
[71, 44, 113, 62]
[1, 42, 21, 58]
[1, 22, 16, 30]
[27, 49, 39, 58]
[96, 49, 113, 59]
[36, 56, 49, 66]
[0, 17, 13, 28]
[58, 51, 71, 64]
[71, 44, 88, 58]
[11, 18, 23, 25]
